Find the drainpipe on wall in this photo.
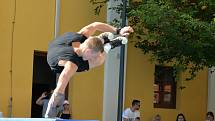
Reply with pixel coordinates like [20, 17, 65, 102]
[55, 0, 60, 38]
[8, 0, 17, 117]
[54, 0, 61, 82]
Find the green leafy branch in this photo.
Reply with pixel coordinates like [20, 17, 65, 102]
[90, 0, 215, 81]
[128, 0, 215, 80]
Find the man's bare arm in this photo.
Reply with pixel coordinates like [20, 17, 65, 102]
[78, 22, 133, 37]
[36, 92, 47, 105]
[78, 22, 116, 37]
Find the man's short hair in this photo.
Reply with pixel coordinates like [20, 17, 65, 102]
[86, 36, 104, 53]
[132, 99, 140, 106]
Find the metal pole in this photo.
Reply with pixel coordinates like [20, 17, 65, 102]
[208, 67, 215, 113]
[117, 0, 127, 121]
[55, 0, 60, 38]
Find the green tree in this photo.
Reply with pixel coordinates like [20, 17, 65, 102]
[90, 0, 215, 80]
[128, 0, 215, 80]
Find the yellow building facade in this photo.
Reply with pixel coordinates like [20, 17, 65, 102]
[0, 0, 208, 121]
[0, 0, 56, 117]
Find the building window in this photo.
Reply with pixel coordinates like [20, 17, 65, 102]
[153, 65, 176, 109]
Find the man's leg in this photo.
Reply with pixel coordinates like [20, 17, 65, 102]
[45, 65, 71, 118]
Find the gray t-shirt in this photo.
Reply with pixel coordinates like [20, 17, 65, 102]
[41, 99, 49, 117]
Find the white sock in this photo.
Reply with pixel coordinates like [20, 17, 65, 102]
[104, 43, 112, 53]
[107, 32, 114, 41]
[121, 37, 128, 44]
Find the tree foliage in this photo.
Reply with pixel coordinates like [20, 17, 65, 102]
[90, 0, 215, 80]
[89, 0, 109, 15]
[128, 0, 215, 80]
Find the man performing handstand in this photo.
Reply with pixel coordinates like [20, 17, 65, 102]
[45, 22, 134, 118]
